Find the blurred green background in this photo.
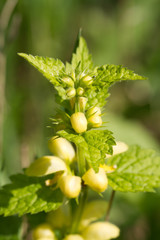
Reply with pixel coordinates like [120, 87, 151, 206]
[0, 0, 160, 239]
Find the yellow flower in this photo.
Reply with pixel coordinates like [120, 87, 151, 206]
[63, 234, 84, 240]
[77, 87, 84, 96]
[70, 112, 87, 133]
[25, 156, 67, 177]
[81, 75, 93, 86]
[48, 137, 75, 164]
[82, 222, 120, 240]
[82, 168, 108, 193]
[32, 223, 56, 240]
[66, 87, 76, 98]
[58, 175, 81, 198]
[78, 97, 88, 112]
[87, 115, 102, 128]
[87, 106, 101, 117]
[61, 76, 74, 87]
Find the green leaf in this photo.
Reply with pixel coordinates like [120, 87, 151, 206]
[58, 129, 115, 172]
[85, 64, 146, 108]
[85, 85, 110, 108]
[107, 145, 160, 192]
[71, 37, 93, 72]
[83, 130, 115, 172]
[0, 174, 63, 216]
[94, 64, 146, 87]
[18, 53, 65, 85]
[18, 53, 67, 100]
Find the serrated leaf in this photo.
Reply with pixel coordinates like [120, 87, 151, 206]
[18, 53, 65, 85]
[0, 174, 63, 216]
[83, 130, 115, 172]
[71, 37, 93, 72]
[18, 53, 67, 100]
[19, 39, 146, 107]
[94, 64, 146, 87]
[107, 145, 160, 192]
[58, 129, 115, 172]
[85, 85, 110, 109]
[85, 65, 146, 108]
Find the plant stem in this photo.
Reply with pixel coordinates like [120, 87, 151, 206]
[71, 186, 88, 233]
[70, 145, 87, 233]
[77, 145, 86, 177]
[106, 190, 115, 221]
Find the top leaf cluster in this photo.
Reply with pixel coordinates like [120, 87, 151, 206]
[18, 37, 146, 109]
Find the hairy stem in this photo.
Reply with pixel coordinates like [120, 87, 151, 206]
[106, 190, 115, 221]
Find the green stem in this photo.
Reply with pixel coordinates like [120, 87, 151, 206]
[75, 97, 80, 113]
[70, 145, 87, 233]
[106, 190, 115, 221]
[71, 186, 88, 233]
[77, 145, 86, 177]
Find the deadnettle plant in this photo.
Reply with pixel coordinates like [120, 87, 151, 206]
[1, 33, 160, 240]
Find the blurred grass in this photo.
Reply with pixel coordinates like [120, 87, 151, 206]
[0, 0, 160, 239]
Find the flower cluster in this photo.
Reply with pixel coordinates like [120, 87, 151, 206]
[32, 200, 120, 240]
[57, 73, 103, 133]
[26, 135, 111, 198]
[26, 134, 128, 240]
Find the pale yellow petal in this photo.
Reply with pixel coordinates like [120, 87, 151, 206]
[63, 234, 84, 240]
[82, 222, 120, 240]
[25, 156, 67, 177]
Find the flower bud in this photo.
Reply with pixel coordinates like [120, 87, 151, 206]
[32, 223, 56, 240]
[78, 97, 88, 112]
[88, 115, 102, 128]
[70, 112, 87, 133]
[61, 77, 74, 87]
[59, 175, 81, 198]
[25, 156, 67, 177]
[87, 106, 101, 117]
[106, 141, 128, 158]
[48, 137, 75, 163]
[77, 87, 84, 96]
[82, 222, 120, 240]
[63, 234, 84, 240]
[81, 75, 93, 86]
[66, 88, 76, 98]
[82, 168, 108, 193]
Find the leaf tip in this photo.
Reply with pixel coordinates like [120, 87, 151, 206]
[17, 53, 27, 58]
